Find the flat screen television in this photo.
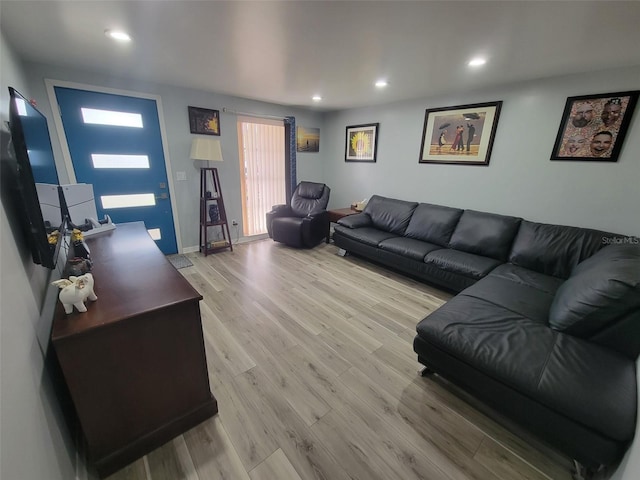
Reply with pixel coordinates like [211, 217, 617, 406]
[6, 87, 64, 269]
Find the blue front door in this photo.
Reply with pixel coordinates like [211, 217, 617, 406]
[54, 87, 178, 254]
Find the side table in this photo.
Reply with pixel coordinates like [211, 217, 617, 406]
[327, 207, 360, 243]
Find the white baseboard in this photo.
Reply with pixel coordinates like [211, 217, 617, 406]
[238, 234, 269, 243]
[181, 234, 269, 254]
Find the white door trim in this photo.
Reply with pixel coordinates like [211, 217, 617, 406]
[44, 79, 183, 253]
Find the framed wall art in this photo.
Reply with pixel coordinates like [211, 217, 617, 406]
[188, 106, 220, 136]
[345, 123, 379, 162]
[296, 127, 320, 152]
[550, 91, 638, 162]
[419, 101, 502, 166]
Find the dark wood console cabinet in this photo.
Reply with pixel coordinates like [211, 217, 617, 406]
[51, 222, 217, 478]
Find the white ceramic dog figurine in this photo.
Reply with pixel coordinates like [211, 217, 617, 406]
[52, 273, 97, 314]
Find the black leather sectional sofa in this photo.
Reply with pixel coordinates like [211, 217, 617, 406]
[333, 194, 640, 470]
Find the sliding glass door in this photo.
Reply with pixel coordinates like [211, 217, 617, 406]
[237, 117, 286, 236]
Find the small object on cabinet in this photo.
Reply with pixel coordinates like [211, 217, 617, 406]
[205, 191, 212, 199]
[51, 273, 97, 314]
[71, 228, 91, 259]
[48, 229, 60, 245]
[67, 257, 92, 276]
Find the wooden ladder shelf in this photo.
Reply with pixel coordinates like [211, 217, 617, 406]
[199, 167, 233, 255]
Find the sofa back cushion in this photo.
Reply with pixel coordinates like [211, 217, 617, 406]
[362, 195, 418, 235]
[448, 210, 521, 261]
[404, 203, 463, 247]
[509, 221, 612, 279]
[549, 244, 640, 338]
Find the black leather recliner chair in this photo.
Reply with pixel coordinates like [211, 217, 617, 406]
[266, 181, 330, 248]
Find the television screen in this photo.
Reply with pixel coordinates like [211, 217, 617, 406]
[13, 93, 59, 185]
[7, 87, 63, 269]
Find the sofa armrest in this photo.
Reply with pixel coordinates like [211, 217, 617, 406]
[301, 210, 330, 246]
[338, 213, 372, 229]
[270, 204, 290, 213]
[266, 205, 293, 238]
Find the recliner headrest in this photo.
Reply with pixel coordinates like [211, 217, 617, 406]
[296, 182, 326, 199]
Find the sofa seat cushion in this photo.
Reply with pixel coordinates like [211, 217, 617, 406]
[333, 225, 397, 247]
[378, 237, 442, 261]
[509, 220, 613, 279]
[549, 244, 640, 336]
[417, 295, 558, 394]
[424, 249, 502, 280]
[461, 275, 556, 324]
[449, 210, 521, 261]
[416, 295, 636, 442]
[362, 195, 418, 235]
[488, 264, 565, 295]
[404, 203, 463, 247]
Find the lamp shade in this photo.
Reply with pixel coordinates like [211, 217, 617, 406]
[190, 138, 223, 165]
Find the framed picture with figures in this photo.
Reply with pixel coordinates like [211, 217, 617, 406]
[550, 91, 639, 162]
[419, 101, 502, 166]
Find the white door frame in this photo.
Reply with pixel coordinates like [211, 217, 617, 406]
[44, 79, 183, 253]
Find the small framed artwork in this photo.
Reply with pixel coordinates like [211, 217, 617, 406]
[419, 101, 502, 165]
[188, 106, 220, 136]
[296, 126, 320, 152]
[345, 123, 379, 162]
[550, 91, 639, 162]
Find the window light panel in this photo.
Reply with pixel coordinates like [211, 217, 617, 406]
[81, 108, 143, 128]
[101, 193, 155, 209]
[91, 154, 150, 169]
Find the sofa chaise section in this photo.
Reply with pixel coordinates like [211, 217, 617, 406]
[414, 228, 640, 468]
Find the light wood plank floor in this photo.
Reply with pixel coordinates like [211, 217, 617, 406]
[105, 239, 574, 480]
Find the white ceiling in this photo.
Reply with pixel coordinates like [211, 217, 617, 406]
[2, 1, 640, 111]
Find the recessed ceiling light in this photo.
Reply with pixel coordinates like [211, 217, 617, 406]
[312, 95, 322, 102]
[468, 58, 486, 67]
[105, 29, 131, 42]
[375, 80, 388, 88]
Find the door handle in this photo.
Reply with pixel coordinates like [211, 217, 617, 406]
[155, 192, 169, 200]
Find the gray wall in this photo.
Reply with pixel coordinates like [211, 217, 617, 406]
[323, 65, 640, 480]
[323, 66, 640, 237]
[23, 62, 325, 252]
[0, 31, 76, 480]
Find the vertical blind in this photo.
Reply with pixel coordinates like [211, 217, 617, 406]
[237, 117, 286, 236]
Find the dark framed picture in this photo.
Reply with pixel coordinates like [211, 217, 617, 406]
[296, 126, 320, 152]
[345, 123, 379, 162]
[188, 106, 220, 136]
[550, 91, 639, 162]
[419, 101, 502, 165]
